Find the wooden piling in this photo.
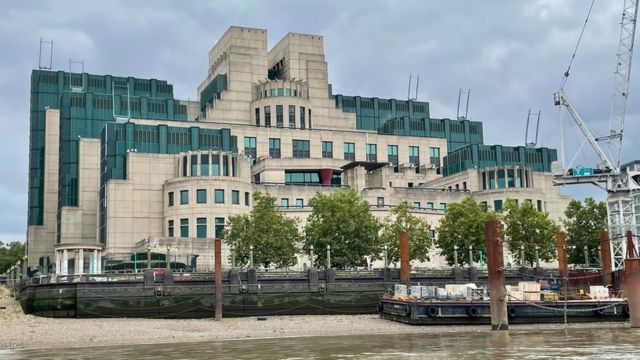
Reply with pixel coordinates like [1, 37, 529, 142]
[400, 231, 410, 286]
[625, 231, 640, 327]
[556, 232, 568, 288]
[599, 230, 612, 287]
[214, 238, 222, 321]
[485, 220, 508, 330]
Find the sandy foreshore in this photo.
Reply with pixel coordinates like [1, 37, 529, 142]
[0, 286, 628, 350]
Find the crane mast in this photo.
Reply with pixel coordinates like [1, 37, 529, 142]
[553, 0, 640, 271]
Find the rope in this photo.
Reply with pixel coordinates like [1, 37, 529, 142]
[506, 293, 626, 313]
[560, 0, 596, 90]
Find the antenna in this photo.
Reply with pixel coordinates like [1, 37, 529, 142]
[38, 39, 53, 70]
[525, 109, 541, 147]
[407, 74, 420, 100]
[457, 89, 471, 120]
[68, 58, 84, 73]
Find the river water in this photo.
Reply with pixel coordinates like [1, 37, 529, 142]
[2, 327, 640, 359]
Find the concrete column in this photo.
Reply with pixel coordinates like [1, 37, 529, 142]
[78, 249, 84, 275]
[400, 231, 410, 285]
[93, 249, 99, 274]
[556, 232, 568, 288]
[97, 250, 102, 274]
[55, 250, 61, 275]
[61, 249, 68, 275]
[214, 238, 222, 321]
[486, 220, 508, 330]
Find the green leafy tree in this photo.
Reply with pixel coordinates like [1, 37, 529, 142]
[303, 189, 381, 269]
[223, 192, 299, 269]
[0, 241, 25, 274]
[563, 198, 607, 265]
[436, 197, 496, 266]
[380, 202, 432, 265]
[502, 198, 558, 266]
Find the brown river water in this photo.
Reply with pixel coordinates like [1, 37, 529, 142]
[2, 327, 640, 359]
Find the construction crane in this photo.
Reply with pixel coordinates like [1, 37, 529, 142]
[552, 0, 640, 270]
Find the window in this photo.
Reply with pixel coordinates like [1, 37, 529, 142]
[196, 218, 207, 238]
[201, 154, 209, 176]
[180, 190, 189, 205]
[308, 108, 312, 129]
[245, 192, 250, 206]
[244, 137, 257, 160]
[288, 105, 296, 128]
[215, 217, 225, 238]
[215, 189, 225, 204]
[409, 146, 420, 172]
[366, 144, 377, 162]
[497, 169, 506, 188]
[255, 108, 260, 126]
[168, 192, 174, 207]
[292, 139, 310, 158]
[196, 189, 207, 204]
[212, 155, 220, 176]
[285, 171, 320, 184]
[269, 138, 281, 159]
[180, 218, 189, 237]
[232, 190, 240, 205]
[300, 106, 306, 129]
[280, 198, 289, 208]
[264, 106, 271, 127]
[377, 197, 384, 207]
[388, 145, 398, 171]
[507, 169, 515, 188]
[489, 170, 496, 189]
[463, 181, 467, 190]
[413, 202, 420, 209]
[426, 202, 434, 210]
[191, 154, 198, 176]
[439, 203, 447, 211]
[494, 200, 503, 212]
[537, 200, 543, 212]
[429, 147, 440, 169]
[168, 220, 174, 237]
[296, 198, 304, 208]
[182, 155, 188, 177]
[276, 105, 284, 127]
[322, 141, 333, 158]
[482, 201, 488, 211]
[223, 155, 229, 176]
[344, 142, 355, 161]
[429, 229, 436, 240]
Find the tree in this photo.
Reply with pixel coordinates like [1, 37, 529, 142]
[223, 192, 299, 269]
[563, 197, 607, 265]
[435, 197, 496, 266]
[380, 202, 432, 265]
[303, 189, 381, 269]
[0, 241, 25, 274]
[502, 198, 558, 267]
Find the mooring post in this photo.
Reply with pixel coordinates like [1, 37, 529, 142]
[486, 220, 508, 330]
[214, 238, 223, 321]
[624, 231, 640, 327]
[400, 231, 410, 286]
[556, 232, 568, 288]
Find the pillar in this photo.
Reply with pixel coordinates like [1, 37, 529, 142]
[400, 231, 410, 285]
[62, 249, 68, 276]
[96, 250, 102, 274]
[214, 238, 222, 321]
[78, 249, 84, 275]
[55, 250, 61, 275]
[486, 220, 508, 330]
[599, 231, 612, 287]
[556, 232, 568, 288]
[625, 231, 640, 327]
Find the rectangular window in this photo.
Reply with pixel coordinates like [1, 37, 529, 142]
[269, 138, 281, 159]
[168, 220, 174, 237]
[429, 229, 436, 240]
[191, 154, 198, 176]
[280, 198, 289, 208]
[426, 202, 434, 210]
[409, 146, 420, 172]
[463, 181, 467, 190]
[223, 155, 229, 176]
[182, 155, 187, 176]
[264, 106, 271, 127]
[276, 105, 284, 128]
[196, 189, 207, 204]
[413, 202, 420, 209]
[232, 190, 239, 205]
[201, 154, 209, 176]
[196, 218, 207, 238]
[180, 190, 189, 205]
[292, 139, 310, 158]
[212, 155, 220, 176]
[481, 201, 488, 211]
[255, 107, 260, 126]
[429, 147, 440, 168]
[388, 145, 399, 170]
[300, 106, 306, 129]
[376, 197, 384, 207]
[344, 142, 355, 161]
[215, 217, 225, 238]
[497, 169, 506, 188]
[489, 170, 496, 189]
[308, 108, 312, 129]
[215, 189, 225, 204]
[296, 198, 304, 208]
[245, 192, 250, 206]
[507, 169, 515, 188]
[180, 218, 189, 237]
[494, 200, 503, 212]
[168, 192, 174, 207]
[537, 200, 543, 212]
[288, 105, 296, 128]
[244, 137, 257, 160]
[322, 141, 333, 159]
[439, 203, 447, 211]
[366, 144, 377, 162]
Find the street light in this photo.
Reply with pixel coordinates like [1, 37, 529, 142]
[453, 245, 459, 268]
[468, 245, 473, 265]
[383, 245, 388, 269]
[534, 245, 540, 269]
[249, 245, 254, 269]
[520, 245, 525, 267]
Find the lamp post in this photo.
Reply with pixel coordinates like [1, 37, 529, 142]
[326, 245, 331, 269]
[249, 245, 254, 269]
[230, 245, 236, 268]
[583, 245, 589, 268]
[520, 245, 525, 267]
[454, 245, 459, 268]
[383, 245, 388, 269]
[309, 245, 314, 268]
[535, 245, 540, 268]
[166, 246, 171, 271]
[468, 245, 473, 265]
[147, 245, 151, 270]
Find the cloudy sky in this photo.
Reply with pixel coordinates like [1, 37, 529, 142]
[1, 0, 638, 243]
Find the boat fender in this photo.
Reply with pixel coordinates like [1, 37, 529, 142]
[508, 306, 517, 318]
[593, 306, 606, 315]
[404, 304, 411, 317]
[623, 304, 630, 316]
[467, 306, 480, 318]
[427, 306, 438, 318]
[377, 301, 384, 313]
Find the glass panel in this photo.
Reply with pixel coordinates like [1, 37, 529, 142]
[196, 218, 207, 238]
[215, 189, 224, 204]
[276, 105, 283, 127]
[180, 190, 189, 205]
[180, 218, 189, 237]
[168, 192, 174, 206]
[296, 199, 303, 208]
[196, 189, 207, 204]
[232, 190, 239, 204]
[280, 198, 289, 208]
[215, 217, 225, 238]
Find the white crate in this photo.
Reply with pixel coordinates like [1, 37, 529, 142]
[590, 285, 609, 299]
[410, 286, 423, 298]
[518, 281, 541, 293]
[394, 284, 407, 297]
[523, 291, 541, 302]
[507, 290, 524, 302]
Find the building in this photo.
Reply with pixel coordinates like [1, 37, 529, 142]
[26, 26, 571, 274]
